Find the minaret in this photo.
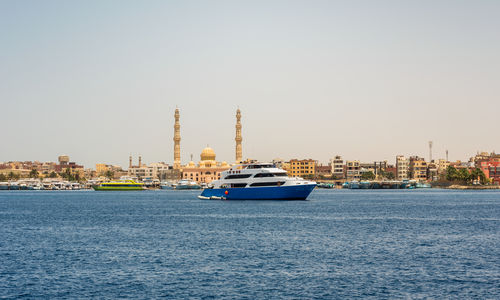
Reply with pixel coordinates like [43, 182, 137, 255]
[129, 155, 132, 168]
[138, 155, 142, 167]
[235, 108, 242, 163]
[173, 108, 181, 169]
[429, 141, 433, 162]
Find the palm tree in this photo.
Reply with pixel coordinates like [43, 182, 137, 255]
[29, 169, 39, 178]
[105, 170, 114, 180]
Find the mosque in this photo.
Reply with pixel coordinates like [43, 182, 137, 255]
[173, 108, 242, 184]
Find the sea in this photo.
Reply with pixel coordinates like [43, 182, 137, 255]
[0, 189, 499, 299]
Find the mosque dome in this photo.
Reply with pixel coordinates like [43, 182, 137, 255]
[188, 161, 195, 167]
[221, 161, 228, 167]
[200, 147, 216, 161]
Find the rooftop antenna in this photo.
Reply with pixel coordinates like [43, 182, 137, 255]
[429, 141, 433, 162]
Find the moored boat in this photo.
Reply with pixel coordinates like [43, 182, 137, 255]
[348, 181, 360, 189]
[176, 179, 201, 190]
[92, 180, 144, 191]
[0, 182, 9, 190]
[9, 182, 20, 190]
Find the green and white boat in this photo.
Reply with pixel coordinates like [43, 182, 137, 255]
[92, 180, 144, 191]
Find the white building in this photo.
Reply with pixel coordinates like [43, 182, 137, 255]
[396, 155, 409, 180]
[330, 155, 344, 178]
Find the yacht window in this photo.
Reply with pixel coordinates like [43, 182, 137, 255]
[230, 183, 247, 188]
[224, 174, 252, 179]
[253, 173, 274, 178]
[249, 181, 285, 187]
[272, 173, 288, 177]
[246, 164, 275, 169]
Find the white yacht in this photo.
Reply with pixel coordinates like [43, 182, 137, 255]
[199, 163, 316, 200]
[176, 179, 201, 190]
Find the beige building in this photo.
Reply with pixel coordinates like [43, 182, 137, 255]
[96, 164, 111, 175]
[409, 156, 428, 181]
[96, 164, 125, 177]
[288, 159, 316, 177]
[346, 160, 361, 181]
[435, 159, 450, 175]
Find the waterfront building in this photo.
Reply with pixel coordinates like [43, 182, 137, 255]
[0, 157, 85, 179]
[96, 164, 109, 176]
[385, 166, 397, 179]
[345, 160, 361, 181]
[84, 168, 97, 179]
[449, 160, 472, 170]
[128, 161, 170, 180]
[372, 161, 389, 178]
[473, 152, 500, 184]
[486, 163, 500, 185]
[330, 156, 344, 179]
[435, 159, 450, 175]
[159, 169, 181, 181]
[96, 164, 123, 176]
[289, 159, 316, 178]
[0, 167, 31, 178]
[409, 156, 428, 181]
[41, 162, 57, 174]
[181, 147, 230, 183]
[427, 162, 439, 181]
[316, 164, 332, 178]
[360, 162, 376, 176]
[53, 155, 85, 178]
[396, 155, 409, 180]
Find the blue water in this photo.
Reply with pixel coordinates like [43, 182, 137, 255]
[0, 189, 499, 299]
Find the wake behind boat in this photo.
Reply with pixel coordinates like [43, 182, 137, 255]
[199, 163, 316, 200]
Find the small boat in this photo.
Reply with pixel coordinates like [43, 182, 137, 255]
[176, 179, 201, 190]
[317, 183, 334, 189]
[160, 181, 176, 190]
[415, 182, 431, 188]
[0, 182, 9, 190]
[348, 181, 360, 189]
[360, 181, 371, 189]
[9, 182, 20, 190]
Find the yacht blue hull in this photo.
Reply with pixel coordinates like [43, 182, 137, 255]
[200, 184, 316, 200]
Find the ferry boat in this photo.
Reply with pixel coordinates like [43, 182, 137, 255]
[92, 180, 144, 191]
[199, 163, 316, 200]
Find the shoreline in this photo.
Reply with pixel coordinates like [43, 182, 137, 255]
[441, 185, 500, 190]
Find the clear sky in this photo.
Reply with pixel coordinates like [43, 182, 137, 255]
[1, 0, 499, 168]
